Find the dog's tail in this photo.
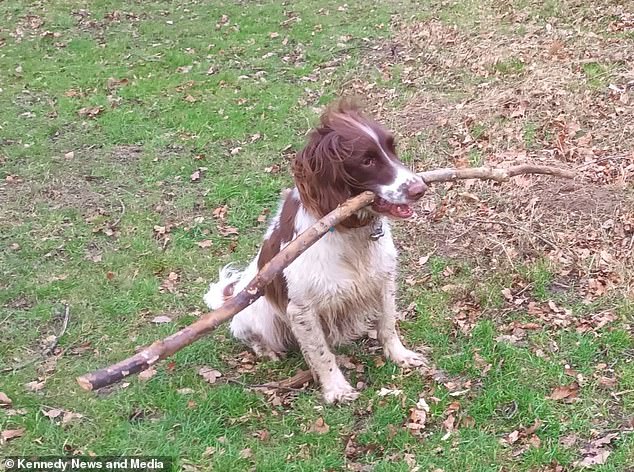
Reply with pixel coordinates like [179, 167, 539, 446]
[203, 264, 242, 310]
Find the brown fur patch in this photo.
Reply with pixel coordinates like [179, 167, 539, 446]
[222, 281, 236, 301]
[292, 99, 398, 229]
[257, 193, 300, 312]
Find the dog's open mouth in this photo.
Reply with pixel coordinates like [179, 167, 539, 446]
[372, 197, 414, 218]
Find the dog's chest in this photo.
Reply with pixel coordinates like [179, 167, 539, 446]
[285, 226, 397, 308]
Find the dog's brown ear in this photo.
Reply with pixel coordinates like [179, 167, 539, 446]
[293, 130, 352, 218]
[319, 97, 363, 128]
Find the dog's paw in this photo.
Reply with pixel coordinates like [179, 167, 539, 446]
[384, 343, 429, 369]
[322, 382, 360, 404]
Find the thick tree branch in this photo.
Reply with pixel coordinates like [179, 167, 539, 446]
[77, 164, 574, 391]
[419, 164, 575, 183]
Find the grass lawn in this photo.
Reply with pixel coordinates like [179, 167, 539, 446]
[1, 0, 633, 470]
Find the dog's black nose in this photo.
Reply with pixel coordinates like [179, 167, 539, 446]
[406, 180, 427, 200]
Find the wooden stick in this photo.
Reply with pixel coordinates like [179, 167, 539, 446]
[419, 164, 575, 183]
[77, 164, 574, 391]
[77, 192, 376, 390]
[253, 368, 315, 392]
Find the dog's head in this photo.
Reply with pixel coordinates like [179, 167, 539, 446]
[293, 100, 427, 223]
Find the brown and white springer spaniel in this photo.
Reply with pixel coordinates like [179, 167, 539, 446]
[205, 100, 428, 403]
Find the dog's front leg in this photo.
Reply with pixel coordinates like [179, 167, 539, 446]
[287, 302, 359, 404]
[377, 279, 428, 368]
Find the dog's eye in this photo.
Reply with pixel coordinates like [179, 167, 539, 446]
[362, 157, 375, 167]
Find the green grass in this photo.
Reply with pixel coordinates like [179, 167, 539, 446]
[493, 57, 525, 76]
[2, 1, 633, 471]
[581, 62, 610, 89]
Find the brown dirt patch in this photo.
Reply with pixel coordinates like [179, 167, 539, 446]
[367, 7, 634, 301]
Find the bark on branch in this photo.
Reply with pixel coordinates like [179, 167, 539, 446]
[77, 164, 574, 391]
[419, 164, 575, 183]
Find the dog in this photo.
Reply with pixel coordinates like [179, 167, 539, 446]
[204, 100, 428, 403]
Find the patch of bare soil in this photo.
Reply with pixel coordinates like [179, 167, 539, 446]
[364, 5, 634, 303]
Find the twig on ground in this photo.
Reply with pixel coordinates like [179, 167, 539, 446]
[254, 369, 315, 391]
[1, 304, 70, 373]
[225, 371, 313, 393]
[111, 199, 126, 228]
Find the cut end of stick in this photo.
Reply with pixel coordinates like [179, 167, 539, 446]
[76, 376, 94, 391]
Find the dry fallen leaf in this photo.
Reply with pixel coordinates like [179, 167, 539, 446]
[198, 366, 222, 384]
[42, 408, 63, 419]
[177, 65, 193, 74]
[218, 225, 239, 237]
[309, 417, 330, 434]
[418, 254, 432, 266]
[212, 205, 228, 220]
[591, 433, 619, 448]
[0, 392, 12, 407]
[548, 382, 579, 401]
[442, 414, 456, 436]
[160, 272, 179, 294]
[264, 164, 280, 174]
[1, 428, 25, 442]
[25, 380, 45, 392]
[197, 239, 213, 249]
[528, 434, 541, 448]
[524, 419, 542, 436]
[377, 387, 403, 397]
[506, 430, 520, 444]
[78, 106, 103, 118]
[239, 447, 253, 459]
[106, 77, 129, 90]
[61, 411, 84, 425]
[86, 252, 102, 263]
[575, 449, 612, 467]
[407, 397, 430, 433]
[255, 429, 270, 441]
[151, 315, 172, 324]
[138, 366, 157, 381]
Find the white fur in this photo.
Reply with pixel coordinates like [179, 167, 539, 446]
[203, 264, 241, 310]
[378, 164, 420, 204]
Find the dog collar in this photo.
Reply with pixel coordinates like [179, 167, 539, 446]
[369, 220, 384, 241]
[327, 220, 384, 240]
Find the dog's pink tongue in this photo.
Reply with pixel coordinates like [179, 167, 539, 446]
[390, 204, 413, 218]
